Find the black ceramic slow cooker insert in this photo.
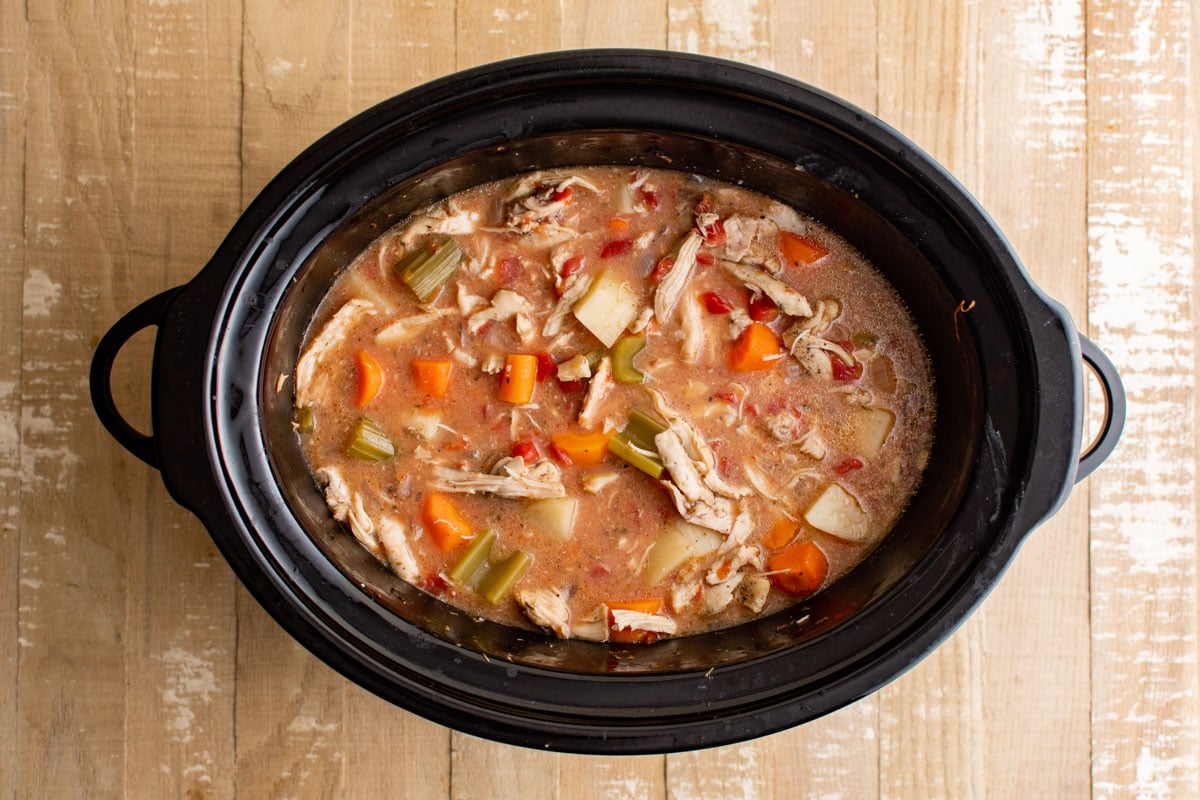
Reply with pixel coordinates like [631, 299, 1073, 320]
[90, 51, 1125, 754]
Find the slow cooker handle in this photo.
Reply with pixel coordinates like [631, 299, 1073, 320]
[89, 287, 180, 470]
[1076, 335, 1126, 482]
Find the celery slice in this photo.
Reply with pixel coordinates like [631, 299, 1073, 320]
[398, 238, 462, 302]
[623, 408, 667, 451]
[346, 417, 394, 461]
[476, 550, 532, 604]
[608, 433, 665, 479]
[294, 406, 315, 434]
[611, 335, 647, 384]
[448, 529, 496, 588]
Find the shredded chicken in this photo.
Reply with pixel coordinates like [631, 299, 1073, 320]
[628, 305, 655, 335]
[467, 289, 536, 343]
[737, 574, 771, 613]
[728, 308, 752, 340]
[582, 472, 620, 494]
[678, 290, 705, 364]
[609, 608, 678, 636]
[669, 580, 701, 614]
[396, 202, 479, 247]
[798, 428, 827, 460]
[316, 467, 378, 557]
[480, 352, 505, 374]
[515, 588, 571, 638]
[375, 307, 453, 346]
[720, 259, 813, 318]
[654, 230, 703, 323]
[706, 545, 762, 585]
[503, 174, 599, 238]
[542, 273, 592, 338]
[431, 459, 565, 499]
[578, 355, 612, 428]
[701, 573, 744, 616]
[376, 516, 420, 582]
[572, 605, 610, 642]
[296, 299, 375, 407]
[556, 353, 592, 382]
[719, 214, 780, 267]
[456, 284, 488, 316]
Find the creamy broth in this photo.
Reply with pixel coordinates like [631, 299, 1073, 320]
[294, 167, 934, 642]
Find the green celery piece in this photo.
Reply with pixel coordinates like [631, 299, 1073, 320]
[294, 406, 315, 434]
[852, 331, 878, 349]
[476, 550, 532, 604]
[611, 335, 647, 384]
[448, 529, 496, 589]
[399, 238, 462, 302]
[623, 408, 667, 451]
[346, 417, 394, 461]
[608, 433, 665, 479]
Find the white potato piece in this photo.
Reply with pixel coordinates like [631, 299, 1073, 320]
[526, 497, 579, 541]
[643, 521, 723, 586]
[572, 269, 639, 347]
[852, 406, 894, 458]
[804, 483, 870, 542]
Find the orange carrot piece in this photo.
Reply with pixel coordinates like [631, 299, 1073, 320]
[498, 353, 538, 404]
[778, 230, 829, 267]
[411, 358, 452, 397]
[354, 350, 384, 407]
[763, 517, 800, 550]
[608, 599, 665, 644]
[550, 429, 613, 467]
[607, 216, 630, 232]
[728, 322, 783, 372]
[766, 540, 829, 598]
[421, 491, 472, 552]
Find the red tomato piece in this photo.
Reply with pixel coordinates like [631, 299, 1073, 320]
[650, 256, 674, 282]
[600, 239, 633, 259]
[834, 457, 864, 475]
[748, 293, 779, 322]
[557, 379, 585, 393]
[700, 218, 726, 246]
[559, 255, 585, 280]
[511, 439, 540, 465]
[535, 352, 556, 382]
[831, 359, 863, 382]
[497, 255, 523, 284]
[701, 291, 734, 314]
[638, 188, 659, 209]
[552, 186, 573, 203]
[695, 251, 715, 266]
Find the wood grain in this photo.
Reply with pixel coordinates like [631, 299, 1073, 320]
[1087, 0, 1200, 796]
[3, 1, 1199, 797]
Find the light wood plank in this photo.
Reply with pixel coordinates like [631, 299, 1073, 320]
[18, 2, 139, 795]
[1087, 0, 1200, 796]
[976, 2, 1092, 797]
[120, 1, 243, 797]
[876, 2, 986, 797]
[0, 0, 28, 791]
[234, 1, 355, 796]
[447, 3, 564, 794]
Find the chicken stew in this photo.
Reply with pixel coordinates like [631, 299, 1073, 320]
[293, 166, 934, 642]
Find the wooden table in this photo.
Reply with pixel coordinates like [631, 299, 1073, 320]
[3, 1, 1196, 797]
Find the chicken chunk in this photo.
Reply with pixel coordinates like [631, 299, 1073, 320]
[296, 299, 375, 407]
[375, 307, 453, 346]
[654, 230, 703, 323]
[515, 587, 572, 638]
[316, 466, 378, 557]
[431, 459, 566, 499]
[720, 259, 813, 318]
[396, 202, 479, 248]
[609, 608, 678, 637]
[737, 574, 771, 613]
[678, 290, 706, 364]
[542, 273, 592, 338]
[376, 516, 420, 582]
[578, 355, 613, 428]
[719, 214, 780, 267]
[467, 289, 536, 343]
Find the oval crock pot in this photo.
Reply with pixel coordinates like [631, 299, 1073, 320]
[89, 50, 1125, 754]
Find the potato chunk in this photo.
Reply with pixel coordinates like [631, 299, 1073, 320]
[804, 483, 870, 542]
[572, 269, 639, 347]
[643, 521, 722, 586]
[852, 407, 894, 458]
[526, 497, 579, 541]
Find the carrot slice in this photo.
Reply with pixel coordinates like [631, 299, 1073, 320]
[607, 216, 630, 232]
[422, 491, 472, 552]
[498, 354, 538, 404]
[354, 350, 384, 407]
[608, 599, 664, 644]
[550, 429, 614, 467]
[728, 322, 783, 372]
[766, 540, 829, 598]
[763, 517, 800, 550]
[411, 358, 452, 397]
[779, 230, 829, 268]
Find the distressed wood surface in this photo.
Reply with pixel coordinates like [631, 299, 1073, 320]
[3, 1, 1196, 797]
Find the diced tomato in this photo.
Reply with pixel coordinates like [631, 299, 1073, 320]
[702, 291, 734, 315]
[511, 439, 540, 465]
[748, 293, 779, 322]
[638, 188, 659, 209]
[420, 574, 450, 596]
[548, 441, 573, 466]
[719, 455, 733, 477]
[712, 390, 737, 404]
[600, 239, 633, 259]
[832, 358, 863, 382]
[693, 193, 714, 215]
[834, 457, 865, 475]
[559, 255, 585, 280]
[552, 185, 573, 203]
[696, 251, 715, 266]
[589, 563, 611, 579]
[497, 255, 523, 285]
[535, 352, 557, 382]
[557, 379, 584, 393]
[699, 217, 726, 246]
[650, 256, 674, 283]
